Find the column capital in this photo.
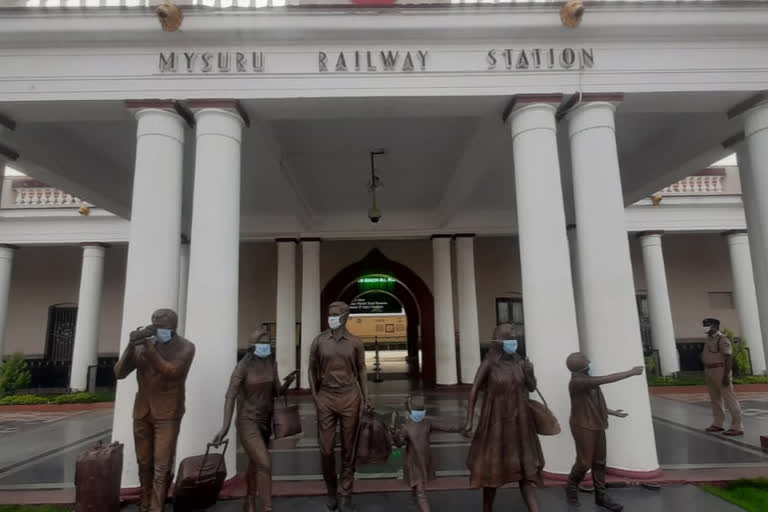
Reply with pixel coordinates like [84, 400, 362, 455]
[745, 100, 768, 139]
[79, 242, 110, 249]
[188, 99, 250, 127]
[508, 102, 558, 141]
[275, 237, 299, 244]
[502, 94, 563, 122]
[722, 229, 748, 238]
[431, 234, 452, 240]
[726, 91, 768, 120]
[0, 244, 19, 251]
[567, 101, 617, 138]
[454, 233, 476, 239]
[125, 100, 194, 127]
[637, 230, 664, 238]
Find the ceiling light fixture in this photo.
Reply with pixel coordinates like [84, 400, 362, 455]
[368, 150, 385, 224]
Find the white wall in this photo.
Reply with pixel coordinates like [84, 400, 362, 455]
[4, 245, 126, 357]
[3, 234, 741, 359]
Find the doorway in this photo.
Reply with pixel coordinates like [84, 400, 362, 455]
[321, 249, 436, 386]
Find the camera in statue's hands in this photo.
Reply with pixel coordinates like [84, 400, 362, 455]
[130, 325, 157, 344]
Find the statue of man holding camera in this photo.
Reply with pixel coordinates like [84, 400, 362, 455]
[114, 308, 196, 512]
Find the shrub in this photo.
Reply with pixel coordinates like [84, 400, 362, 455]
[0, 394, 48, 406]
[0, 353, 32, 396]
[723, 328, 753, 376]
[51, 392, 114, 404]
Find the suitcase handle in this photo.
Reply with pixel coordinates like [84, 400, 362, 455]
[199, 440, 228, 483]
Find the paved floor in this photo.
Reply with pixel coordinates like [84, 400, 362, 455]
[1, 381, 767, 490]
[120, 486, 744, 512]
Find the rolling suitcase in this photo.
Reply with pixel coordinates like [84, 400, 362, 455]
[74, 440, 123, 512]
[173, 440, 228, 512]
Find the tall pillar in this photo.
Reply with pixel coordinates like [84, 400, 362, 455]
[69, 243, 107, 391]
[299, 239, 321, 389]
[568, 99, 658, 474]
[567, 225, 586, 346]
[176, 237, 190, 336]
[455, 235, 481, 384]
[112, 105, 186, 487]
[276, 239, 297, 380]
[725, 231, 766, 374]
[432, 235, 458, 385]
[740, 101, 768, 373]
[0, 245, 17, 360]
[638, 232, 679, 376]
[177, 103, 244, 477]
[509, 98, 580, 474]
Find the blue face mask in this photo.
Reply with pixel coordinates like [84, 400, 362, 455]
[502, 339, 518, 355]
[155, 328, 173, 343]
[581, 362, 593, 376]
[254, 343, 271, 358]
[410, 410, 426, 423]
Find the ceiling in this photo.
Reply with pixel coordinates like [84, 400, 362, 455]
[0, 90, 754, 238]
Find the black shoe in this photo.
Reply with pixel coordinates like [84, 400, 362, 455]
[325, 499, 339, 511]
[596, 495, 623, 512]
[339, 497, 358, 512]
[565, 484, 580, 506]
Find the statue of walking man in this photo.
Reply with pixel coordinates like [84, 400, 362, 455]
[309, 302, 368, 512]
[114, 308, 195, 512]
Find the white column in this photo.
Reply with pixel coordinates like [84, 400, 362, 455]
[509, 100, 580, 474]
[638, 233, 679, 376]
[276, 239, 297, 380]
[432, 236, 458, 385]
[567, 225, 586, 346]
[112, 106, 185, 487]
[726, 231, 766, 374]
[568, 101, 658, 473]
[0, 245, 16, 360]
[176, 238, 190, 336]
[69, 244, 107, 391]
[177, 105, 244, 477]
[741, 101, 768, 373]
[455, 235, 481, 384]
[299, 239, 321, 389]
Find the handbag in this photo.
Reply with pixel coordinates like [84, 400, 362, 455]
[356, 407, 393, 464]
[272, 393, 302, 439]
[527, 388, 561, 436]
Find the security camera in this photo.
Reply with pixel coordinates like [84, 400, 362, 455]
[368, 207, 382, 224]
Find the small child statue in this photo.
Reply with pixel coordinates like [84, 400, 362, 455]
[565, 352, 644, 512]
[390, 394, 466, 512]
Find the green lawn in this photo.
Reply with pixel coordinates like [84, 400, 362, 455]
[702, 479, 768, 512]
[0, 507, 71, 512]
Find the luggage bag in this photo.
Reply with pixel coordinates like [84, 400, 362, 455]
[74, 440, 123, 512]
[173, 440, 228, 512]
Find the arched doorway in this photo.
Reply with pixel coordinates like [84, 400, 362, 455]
[321, 249, 436, 386]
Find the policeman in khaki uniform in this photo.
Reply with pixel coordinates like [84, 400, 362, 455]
[701, 318, 743, 436]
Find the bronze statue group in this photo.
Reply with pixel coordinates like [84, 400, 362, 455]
[116, 305, 647, 512]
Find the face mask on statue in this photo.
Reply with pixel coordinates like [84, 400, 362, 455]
[155, 329, 173, 343]
[704, 326, 714, 335]
[501, 339, 518, 355]
[410, 409, 426, 423]
[328, 316, 343, 330]
[253, 343, 271, 358]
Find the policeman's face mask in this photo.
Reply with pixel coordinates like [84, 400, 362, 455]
[410, 409, 426, 423]
[253, 343, 271, 358]
[329, 313, 346, 330]
[703, 325, 715, 334]
[155, 328, 173, 343]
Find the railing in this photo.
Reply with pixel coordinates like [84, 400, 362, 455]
[14, 187, 85, 208]
[660, 175, 724, 195]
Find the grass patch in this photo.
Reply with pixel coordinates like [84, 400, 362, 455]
[0, 506, 71, 511]
[702, 478, 768, 512]
[648, 375, 768, 387]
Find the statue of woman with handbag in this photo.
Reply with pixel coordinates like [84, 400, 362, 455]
[213, 330, 299, 512]
[463, 323, 545, 512]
